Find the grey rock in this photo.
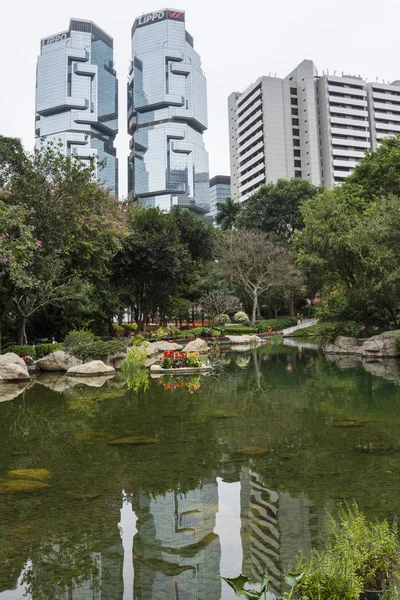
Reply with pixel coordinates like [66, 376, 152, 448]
[36, 351, 82, 372]
[67, 360, 115, 376]
[324, 330, 400, 358]
[184, 339, 209, 353]
[146, 341, 183, 357]
[0, 353, 30, 381]
[0, 382, 29, 402]
[226, 335, 262, 345]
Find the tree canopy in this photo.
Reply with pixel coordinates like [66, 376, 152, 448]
[236, 178, 319, 241]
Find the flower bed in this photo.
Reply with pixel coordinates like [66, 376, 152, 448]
[159, 350, 202, 369]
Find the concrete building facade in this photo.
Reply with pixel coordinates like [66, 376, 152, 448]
[128, 9, 209, 214]
[35, 19, 118, 195]
[229, 59, 400, 201]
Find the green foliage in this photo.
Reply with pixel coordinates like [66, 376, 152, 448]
[70, 339, 126, 359]
[121, 344, 148, 370]
[123, 323, 138, 332]
[64, 329, 95, 348]
[178, 327, 220, 339]
[236, 178, 319, 241]
[234, 311, 250, 324]
[314, 320, 365, 343]
[218, 314, 230, 324]
[296, 504, 400, 599]
[221, 567, 303, 599]
[35, 343, 63, 358]
[292, 324, 318, 337]
[255, 318, 297, 332]
[215, 198, 241, 231]
[0, 135, 25, 187]
[2, 345, 35, 357]
[112, 323, 124, 336]
[224, 326, 257, 334]
[149, 327, 181, 341]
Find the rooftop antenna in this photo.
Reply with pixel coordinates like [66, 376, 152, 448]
[333, 70, 337, 75]
[376, 77, 378, 82]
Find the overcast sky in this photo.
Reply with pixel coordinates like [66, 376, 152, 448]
[1, 0, 400, 197]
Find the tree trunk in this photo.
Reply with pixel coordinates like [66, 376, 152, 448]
[363, 306, 370, 337]
[288, 291, 295, 318]
[19, 317, 27, 345]
[251, 293, 258, 326]
[0, 318, 2, 351]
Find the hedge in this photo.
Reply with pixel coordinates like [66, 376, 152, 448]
[71, 339, 127, 359]
[255, 318, 297, 332]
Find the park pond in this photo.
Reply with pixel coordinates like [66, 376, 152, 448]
[1, 338, 400, 599]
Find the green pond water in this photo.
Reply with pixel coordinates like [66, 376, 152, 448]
[1, 340, 400, 599]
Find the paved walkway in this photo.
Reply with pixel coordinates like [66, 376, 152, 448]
[282, 318, 318, 337]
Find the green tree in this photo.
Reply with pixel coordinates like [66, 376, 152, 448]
[215, 197, 241, 230]
[0, 135, 26, 188]
[0, 195, 38, 347]
[237, 178, 319, 241]
[2, 141, 126, 342]
[294, 187, 400, 335]
[347, 134, 400, 200]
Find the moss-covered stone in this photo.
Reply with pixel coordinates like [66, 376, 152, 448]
[66, 490, 100, 501]
[0, 480, 50, 493]
[236, 446, 268, 457]
[75, 432, 120, 442]
[7, 468, 50, 480]
[109, 436, 160, 446]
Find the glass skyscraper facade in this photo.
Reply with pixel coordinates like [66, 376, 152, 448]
[128, 9, 209, 213]
[35, 19, 118, 195]
[208, 175, 231, 224]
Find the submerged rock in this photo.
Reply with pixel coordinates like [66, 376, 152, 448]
[210, 412, 239, 419]
[66, 490, 100, 501]
[8, 468, 50, 480]
[109, 436, 160, 446]
[0, 480, 50, 494]
[236, 446, 268, 457]
[75, 432, 120, 442]
[356, 442, 393, 454]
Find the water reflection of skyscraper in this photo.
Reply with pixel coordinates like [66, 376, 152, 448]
[131, 479, 221, 599]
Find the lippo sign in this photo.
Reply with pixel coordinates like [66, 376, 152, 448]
[41, 31, 70, 47]
[133, 9, 185, 32]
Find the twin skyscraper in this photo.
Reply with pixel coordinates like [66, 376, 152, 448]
[35, 10, 210, 214]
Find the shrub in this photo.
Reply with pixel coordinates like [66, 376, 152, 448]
[224, 325, 257, 334]
[296, 504, 400, 599]
[150, 327, 181, 341]
[255, 318, 297, 332]
[35, 343, 63, 358]
[132, 335, 145, 347]
[121, 344, 148, 370]
[2, 345, 36, 358]
[178, 327, 220, 339]
[123, 323, 138, 332]
[315, 320, 364, 344]
[111, 323, 124, 336]
[71, 339, 127, 359]
[64, 329, 94, 348]
[218, 314, 230, 325]
[234, 311, 250, 324]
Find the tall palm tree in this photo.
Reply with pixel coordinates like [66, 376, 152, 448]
[215, 198, 241, 230]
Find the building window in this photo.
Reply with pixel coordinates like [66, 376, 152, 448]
[291, 98, 298, 105]
[292, 108, 298, 115]
[295, 171, 302, 178]
[290, 87, 297, 95]
[292, 118, 299, 126]
[293, 139, 300, 147]
[294, 160, 301, 167]
[294, 149, 301, 157]
[293, 128, 300, 136]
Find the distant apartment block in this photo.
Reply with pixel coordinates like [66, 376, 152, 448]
[208, 175, 231, 223]
[35, 19, 118, 195]
[229, 59, 400, 202]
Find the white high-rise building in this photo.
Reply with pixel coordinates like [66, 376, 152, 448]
[229, 59, 400, 201]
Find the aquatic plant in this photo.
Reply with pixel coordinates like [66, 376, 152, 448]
[221, 568, 303, 599]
